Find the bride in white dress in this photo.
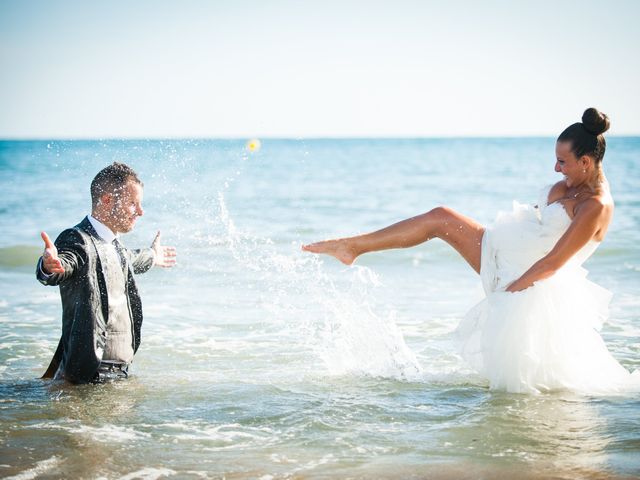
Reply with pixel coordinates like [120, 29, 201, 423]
[303, 108, 639, 394]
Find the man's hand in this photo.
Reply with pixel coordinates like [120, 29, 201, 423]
[151, 231, 177, 268]
[41, 231, 65, 274]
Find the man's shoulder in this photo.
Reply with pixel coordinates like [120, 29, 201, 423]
[56, 218, 94, 246]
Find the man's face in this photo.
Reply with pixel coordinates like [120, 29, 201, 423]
[107, 181, 144, 233]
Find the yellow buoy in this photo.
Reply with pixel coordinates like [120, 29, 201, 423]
[246, 138, 261, 153]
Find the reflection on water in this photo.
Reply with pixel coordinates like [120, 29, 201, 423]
[1, 139, 639, 478]
[2, 378, 635, 479]
[440, 391, 613, 478]
[1, 380, 146, 479]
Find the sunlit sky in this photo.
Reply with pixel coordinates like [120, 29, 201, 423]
[1, 0, 639, 138]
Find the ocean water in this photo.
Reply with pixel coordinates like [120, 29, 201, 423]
[0, 138, 639, 479]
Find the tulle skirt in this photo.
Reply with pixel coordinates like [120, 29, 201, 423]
[457, 234, 639, 395]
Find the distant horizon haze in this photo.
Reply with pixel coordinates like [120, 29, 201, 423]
[1, 1, 639, 138]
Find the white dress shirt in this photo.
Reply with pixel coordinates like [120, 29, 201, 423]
[88, 215, 117, 243]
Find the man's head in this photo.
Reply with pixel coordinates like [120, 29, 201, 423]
[90, 162, 144, 234]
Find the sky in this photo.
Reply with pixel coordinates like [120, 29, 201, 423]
[1, 0, 639, 138]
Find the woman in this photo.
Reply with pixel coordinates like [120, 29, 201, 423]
[303, 108, 638, 394]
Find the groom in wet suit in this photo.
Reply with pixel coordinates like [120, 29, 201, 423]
[37, 162, 176, 383]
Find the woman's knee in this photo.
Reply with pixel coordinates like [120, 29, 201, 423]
[427, 206, 455, 222]
[422, 206, 455, 237]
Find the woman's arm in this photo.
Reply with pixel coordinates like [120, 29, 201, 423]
[506, 198, 607, 292]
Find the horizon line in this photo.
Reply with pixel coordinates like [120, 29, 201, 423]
[2, 134, 639, 142]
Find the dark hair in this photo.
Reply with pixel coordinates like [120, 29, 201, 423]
[90, 162, 143, 207]
[557, 108, 610, 163]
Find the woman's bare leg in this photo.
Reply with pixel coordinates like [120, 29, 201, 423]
[302, 207, 485, 273]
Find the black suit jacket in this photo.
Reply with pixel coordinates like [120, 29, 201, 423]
[36, 217, 155, 383]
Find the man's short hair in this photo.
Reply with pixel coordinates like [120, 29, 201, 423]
[90, 162, 143, 207]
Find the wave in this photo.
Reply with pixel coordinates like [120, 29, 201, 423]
[3, 456, 61, 480]
[0, 245, 40, 269]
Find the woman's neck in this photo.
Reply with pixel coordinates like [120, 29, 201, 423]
[574, 166, 606, 196]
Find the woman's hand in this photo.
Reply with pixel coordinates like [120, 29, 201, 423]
[505, 278, 533, 292]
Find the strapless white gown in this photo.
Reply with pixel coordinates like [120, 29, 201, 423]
[457, 186, 639, 394]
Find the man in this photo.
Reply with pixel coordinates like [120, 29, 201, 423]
[37, 162, 176, 383]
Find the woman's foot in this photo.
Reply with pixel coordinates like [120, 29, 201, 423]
[302, 239, 359, 265]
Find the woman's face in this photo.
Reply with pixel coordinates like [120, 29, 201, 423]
[555, 141, 584, 187]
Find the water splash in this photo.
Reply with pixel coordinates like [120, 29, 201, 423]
[211, 192, 422, 380]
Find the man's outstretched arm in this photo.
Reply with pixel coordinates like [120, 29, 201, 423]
[36, 230, 87, 285]
[126, 231, 177, 274]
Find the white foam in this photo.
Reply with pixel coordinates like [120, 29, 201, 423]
[153, 421, 276, 449]
[116, 468, 177, 480]
[288, 453, 336, 475]
[29, 422, 149, 443]
[3, 456, 61, 480]
[69, 425, 150, 443]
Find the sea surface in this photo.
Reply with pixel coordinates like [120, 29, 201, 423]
[0, 138, 639, 479]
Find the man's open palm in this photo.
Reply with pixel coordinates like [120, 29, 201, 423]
[151, 231, 177, 268]
[41, 232, 64, 274]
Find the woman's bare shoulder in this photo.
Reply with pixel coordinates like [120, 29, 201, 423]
[547, 181, 568, 204]
[596, 180, 614, 207]
[574, 190, 614, 241]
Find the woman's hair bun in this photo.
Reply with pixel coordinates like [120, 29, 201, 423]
[582, 107, 610, 135]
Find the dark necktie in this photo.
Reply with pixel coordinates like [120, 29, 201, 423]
[112, 238, 128, 272]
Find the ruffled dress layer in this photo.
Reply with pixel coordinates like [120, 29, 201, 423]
[457, 186, 640, 394]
